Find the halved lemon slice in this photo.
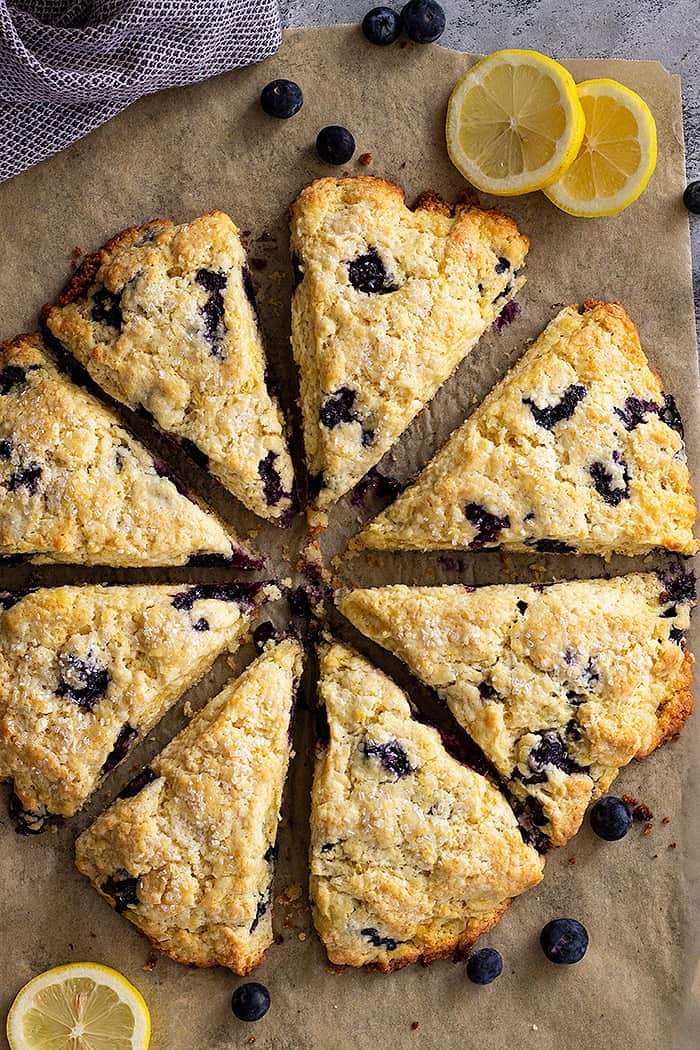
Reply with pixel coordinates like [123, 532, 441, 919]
[446, 49, 586, 195]
[6, 963, 151, 1050]
[544, 79, 657, 216]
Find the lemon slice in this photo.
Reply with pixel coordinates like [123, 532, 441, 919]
[6, 963, 151, 1050]
[544, 79, 657, 216]
[446, 49, 586, 195]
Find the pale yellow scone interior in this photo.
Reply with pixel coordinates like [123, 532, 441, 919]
[310, 641, 544, 971]
[338, 573, 694, 847]
[0, 334, 258, 566]
[75, 638, 303, 974]
[356, 301, 698, 556]
[46, 212, 295, 524]
[0, 583, 276, 825]
[290, 176, 528, 514]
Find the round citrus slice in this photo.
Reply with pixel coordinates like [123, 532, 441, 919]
[6, 963, 151, 1050]
[544, 78, 657, 216]
[446, 49, 586, 195]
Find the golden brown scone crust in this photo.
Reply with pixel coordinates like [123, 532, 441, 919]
[45, 212, 295, 523]
[339, 572, 695, 848]
[357, 301, 698, 556]
[76, 640, 303, 973]
[0, 333, 257, 566]
[290, 175, 528, 512]
[310, 641, 543, 970]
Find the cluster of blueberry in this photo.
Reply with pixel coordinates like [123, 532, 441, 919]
[259, 3, 445, 166]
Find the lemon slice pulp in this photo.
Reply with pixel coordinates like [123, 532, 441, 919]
[6, 963, 151, 1050]
[446, 49, 586, 195]
[544, 78, 657, 216]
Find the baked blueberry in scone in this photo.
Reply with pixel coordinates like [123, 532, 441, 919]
[310, 641, 543, 971]
[75, 639, 303, 974]
[0, 334, 262, 567]
[0, 582, 278, 830]
[289, 176, 529, 515]
[44, 212, 296, 525]
[356, 301, 698, 556]
[338, 572, 695, 848]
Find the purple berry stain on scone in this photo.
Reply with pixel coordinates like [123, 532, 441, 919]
[589, 452, 631, 506]
[101, 873, 140, 913]
[493, 299, 521, 333]
[249, 887, 272, 934]
[56, 652, 110, 711]
[101, 723, 138, 774]
[361, 927, 400, 951]
[464, 503, 510, 548]
[258, 450, 286, 507]
[362, 738, 414, 777]
[195, 268, 227, 357]
[524, 384, 586, 430]
[347, 248, 398, 294]
[614, 395, 660, 431]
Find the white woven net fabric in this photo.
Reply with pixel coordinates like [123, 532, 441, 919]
[0, 1, 282, 181]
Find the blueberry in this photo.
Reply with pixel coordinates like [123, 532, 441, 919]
[683, 180, 700, 214]
[249, 887, 272, 933]
[231, 982, 271, 1022]
[258, 450, 285, 506]
[400, 0, 446, 42]
[5, 462, 42, 494]
[288, 586, 312, 619]
[361, 926, 399, 951]
[589, 796, 632, 841]
[195, 269, 227, 357]
[524, 538, 577, 554]
[362, 6, 401, 45]
[171, 583, 260, 613]
[520, 730, 584, 785]
[119, 767, 157, 799]
[466, 947, 503, 985]
[0, 439, 11, 459]
[347, 248, 397, 294]
[320, 386, 359, 429]
[494, 256, 510, 274]
[478, 681, 501, 702]
[9, 792, 49, 835]
[254, 621, 280, 653]
[658, 563, 696, 607]
[464, 503, 510, 549]
[614, 395, 659, 431]
[658, 392, 684, 437]
[540, 918, 588, 964]
[260, 79, 303, 119]
[0, 364, 38, 395]
[362, 737, 414, 777]
[516, 600, 528, 614]
[56, 652, 110, 712]
[101, 723, 138, 774]
[589, 454, 630, 506]
[91, 287, 123, 329]
[524, 384, 586, 430]
[102, 874, 139, 913]
[316, 125, 356, 165]
[669, 626, 685, 646]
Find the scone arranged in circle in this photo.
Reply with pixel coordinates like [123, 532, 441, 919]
[290, 176, 528, 515]
[45, 212, 295, 524]
[338, 571, 695, 848]
[310, 641, 544, 971]
[0, 582, 277, 830]
[76, 639, 303, 974]
[0, 334, 262, 567]
[356, 301, 697, 556]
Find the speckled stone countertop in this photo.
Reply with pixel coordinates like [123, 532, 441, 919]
[282, 0, 699, 332]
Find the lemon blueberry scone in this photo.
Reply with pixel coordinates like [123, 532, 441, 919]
[289, 176, 529, 514]
[0, 334, 261, 567]
[310, 641, 544, 971]
[338, 571, 695, 848]
[356, 301, 697, 556]
[45, 212, 295, 524]
[0, 581, 277, 831]
[75, 639, 303, 973]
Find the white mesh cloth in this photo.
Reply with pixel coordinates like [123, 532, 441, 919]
[0, 1, 282, 182]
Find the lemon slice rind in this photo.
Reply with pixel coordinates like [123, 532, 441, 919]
[543, 78, 657, 217]
[446, 49, 586, 196]
[6, 962, 151, 1050]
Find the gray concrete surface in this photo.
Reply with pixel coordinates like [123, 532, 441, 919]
[282, 0, 699, 331]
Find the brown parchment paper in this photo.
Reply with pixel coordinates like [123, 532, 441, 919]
[0, 25, 698, 1050]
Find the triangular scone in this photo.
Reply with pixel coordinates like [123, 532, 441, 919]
[75, 639, 303, 973]
[310, 641, 543, 971]
[338, 571, 695, 848]
[290, 176, 528, 513]
[45, 212, 295, 524]
[356, 301, 697, 556]
[0, 334, 261, 567]
[0, 582, 277, 828]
